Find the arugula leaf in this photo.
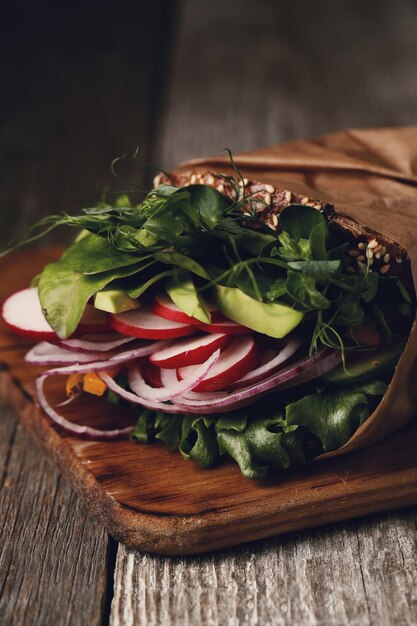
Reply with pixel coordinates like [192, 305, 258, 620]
[38, 260, 144, 338]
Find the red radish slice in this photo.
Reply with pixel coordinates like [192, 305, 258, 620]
[178, 335, 261, 392]
[35, 375, 134, 440]
[25, 342, 111, 366]
[151, 293, 226, 325]
[28, 340, 170, 376]
[127, 349, 220, 402]
[149, 333, 231, 369]
[109, 306, 197, 340]
[174, 349, 341, 414]
[78, 305, 110, 332]
[230, 336, 302, 388]
[195, 320, 250, 335]
[2, 288, 57, 340]
[61, 332, 135, 353]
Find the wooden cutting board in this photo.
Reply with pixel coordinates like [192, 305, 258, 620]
[2, 247, 417, 556]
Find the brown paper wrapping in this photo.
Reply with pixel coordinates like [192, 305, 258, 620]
[180, 126, 417, 457]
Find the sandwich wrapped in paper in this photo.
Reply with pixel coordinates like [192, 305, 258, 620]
[2, 126, 417, 476]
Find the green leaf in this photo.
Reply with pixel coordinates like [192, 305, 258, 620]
[166, 271, 211, 323]
[309, 222, 328, 260]
[286, 389, 372, 451]
[280, 204, 326, 241]
[155, 250, 210, 280]
[288, 260, 341, 281]
[185, 184, 230, 229]
[61, 234, 142, 274]
[155, 413, 182, 451]
[126, 270, 176, 298]
[286, 270, 330, 310]
[179, 416, 219, 469]
[217, 430, 268, 479]
[38, 260, 144, 338]
[335, 299, 365, 327]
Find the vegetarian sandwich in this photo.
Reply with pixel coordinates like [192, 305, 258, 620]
[2, 164, 415, 478]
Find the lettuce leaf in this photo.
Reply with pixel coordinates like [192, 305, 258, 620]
[130, 381, 387, 479]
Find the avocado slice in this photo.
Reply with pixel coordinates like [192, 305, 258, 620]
[215, 285, 304, 338]
[94, 289, 139, 314]
[320, 341, 405, 387]
[166, 275, 211, 324]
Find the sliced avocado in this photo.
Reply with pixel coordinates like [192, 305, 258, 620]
[215, 285, 304, 338]
[320, 341, 405, 387]
[94, 289, 139, 314]
[167, 275, 211, 324]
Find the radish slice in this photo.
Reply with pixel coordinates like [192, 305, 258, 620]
[230, 336, 302, 388]
[35, 375, 134, 440]
[161, 369, 223, 401]
[102, 372, 183, 413]
[149, 333, 231, 368]
[174, 349, 341, 413]
[2, 288, 57, 340]
[109, 306, 197, 339]
[195, 320, 250, 335]
[142, 360, 163, 388]
[151, 293, 226, 325]
[25, 342, 111, 366]
[28, 340, 170, 376]
[128, 349, 220, 402]
[61, 332, 135, 353]
[178, 335, 261, 392]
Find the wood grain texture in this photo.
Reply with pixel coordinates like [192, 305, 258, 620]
[111, 509, 417, 626]
[0, 394, 110, 626]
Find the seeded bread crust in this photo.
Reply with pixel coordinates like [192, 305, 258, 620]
[154, 170, 411, 283]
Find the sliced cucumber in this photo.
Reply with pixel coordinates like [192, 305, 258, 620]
[320, 341, 405, 387]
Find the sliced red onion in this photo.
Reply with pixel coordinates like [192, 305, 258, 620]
[127, 349, 220, 402]
[173, 349, 341, 414]
[35, 375, 133, 440]
[26, 342, 111, 366]
[60, 332, 136, 353]
[37, 340, 170, 376]
[161, 368, 224, 401]
[101, 372, 183, 413]
[230, 336, 302, 388]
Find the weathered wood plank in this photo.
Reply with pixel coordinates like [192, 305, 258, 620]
[111, 0, 417, 623]
[111, 509, 417, 626]
[0, 394, 110, 626]
[157, 0, 417, 169]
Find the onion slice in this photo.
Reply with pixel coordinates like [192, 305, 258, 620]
[101, 372, 183, 413]
[35, 340, 171, 376]
[60, 332, 135, 353]
[127, 350, 221, 402]
[174, 349, 341, 414]
[25, 342, 111, 366]
[35, 375, 134, 440]
[230, 336, 302, 388]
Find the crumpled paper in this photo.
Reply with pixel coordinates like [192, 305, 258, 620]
[181, 126, 417, 456]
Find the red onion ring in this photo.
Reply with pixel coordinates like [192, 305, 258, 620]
[127, 349, 220, 402]
[101, 372, 183, 413]
[60, 332, 136, 353]
[35, 375, 134, 440]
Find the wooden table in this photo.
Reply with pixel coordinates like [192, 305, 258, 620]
[2, 1, 417, 624]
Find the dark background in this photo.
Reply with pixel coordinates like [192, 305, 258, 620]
[2, 0, 417, 248]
